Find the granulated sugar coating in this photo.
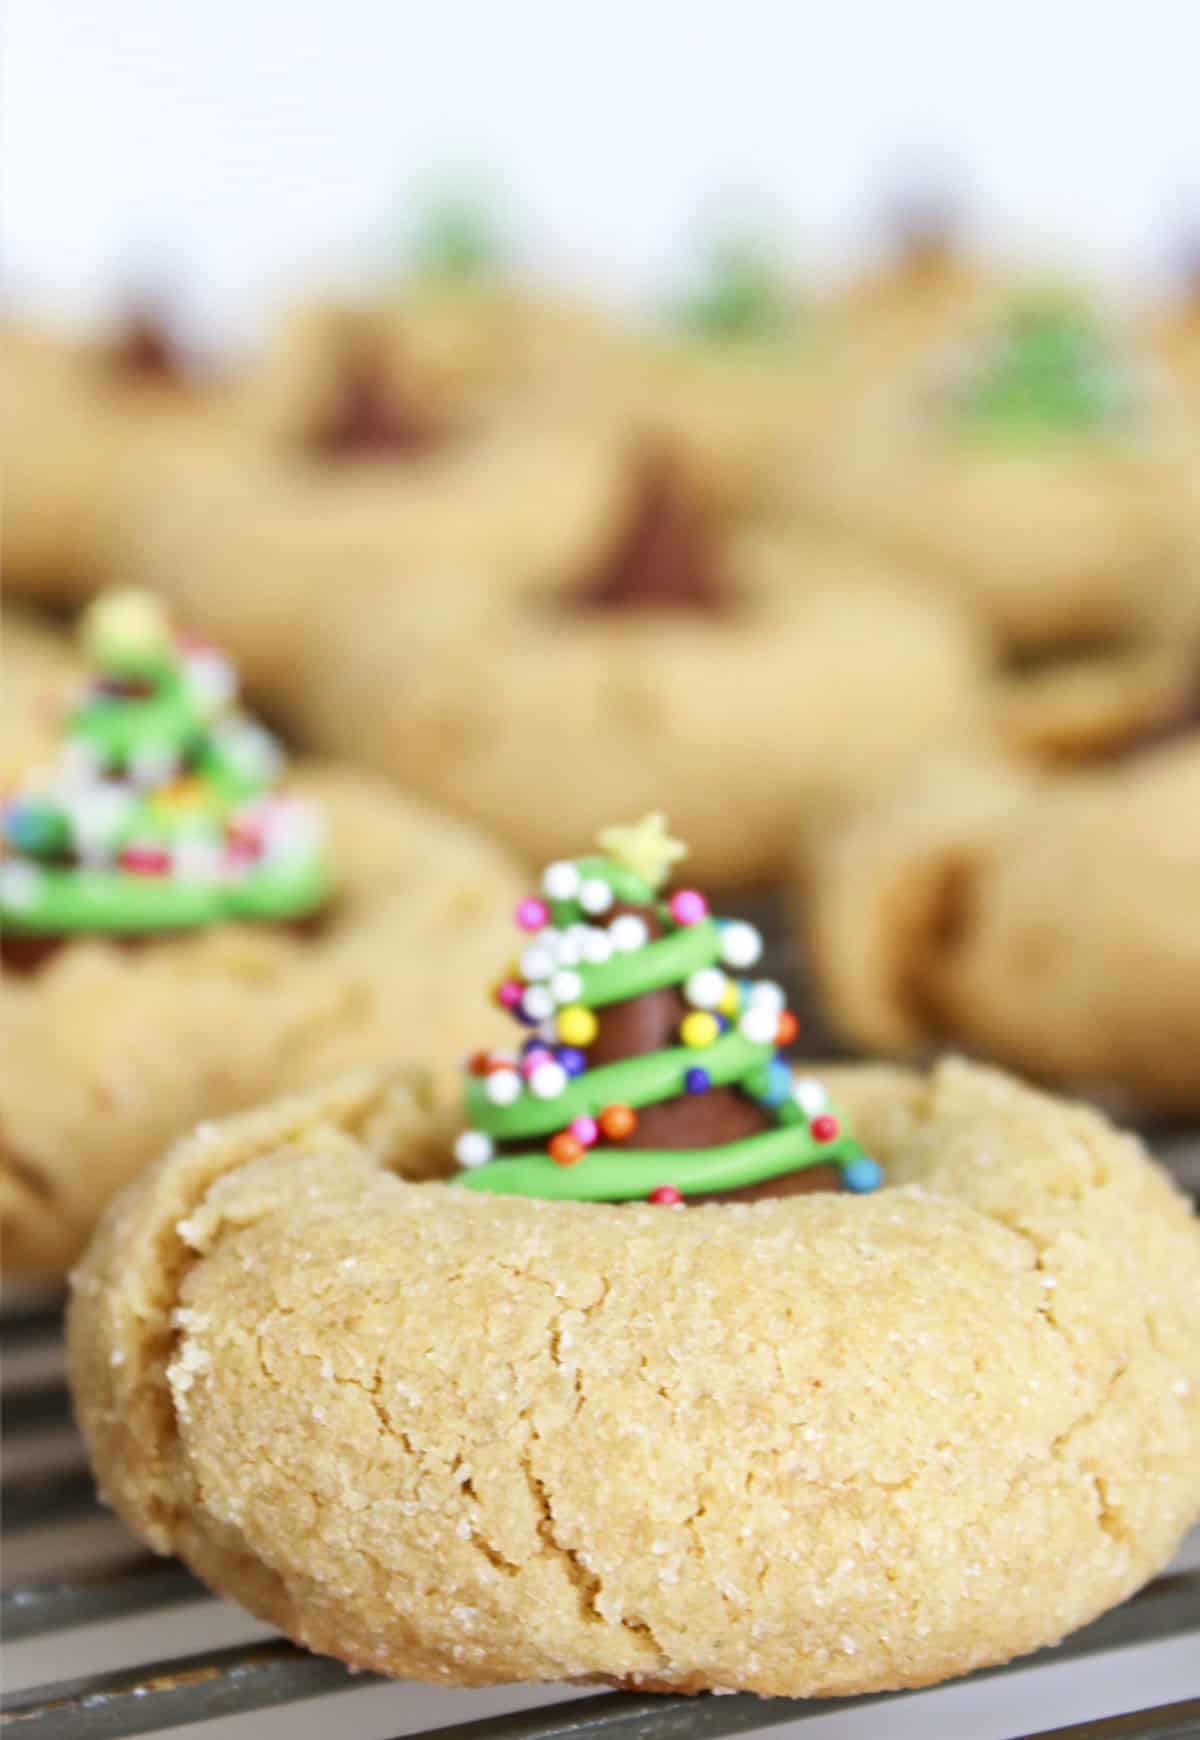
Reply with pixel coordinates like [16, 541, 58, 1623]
[68, 1059, 1200, 1698]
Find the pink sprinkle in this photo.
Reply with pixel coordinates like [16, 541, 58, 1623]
[497, 980, 523, 1009]
[649, 1184, 684, 1206]
[515, 896, 549, 932]
[669, 889, 708, 926]
[522, 1047, 553, 1077]
[570, 1116, 598, 1148]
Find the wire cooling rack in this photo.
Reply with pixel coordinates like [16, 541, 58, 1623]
[3, 900, 1199, 1740]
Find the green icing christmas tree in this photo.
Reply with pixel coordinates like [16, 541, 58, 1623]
[950, 292, 1140, 441]
[0, 591, 327, 938]
[670, 235, 798, 344]
[453, 815, 882, 1204]
[400, 189, 509, 286]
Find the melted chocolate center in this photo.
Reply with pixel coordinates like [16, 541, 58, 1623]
[538, 899, 839, 1201]
[306, 354, 444, 461]
[573, 459, 733, 614]
[0, 907, 332, 979]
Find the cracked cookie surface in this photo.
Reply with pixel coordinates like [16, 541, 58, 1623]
[68, 1058, 1200, 1697]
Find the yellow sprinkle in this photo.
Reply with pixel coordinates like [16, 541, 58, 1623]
[680, 1011, 719, 1048]
[556, 1005, 598, 1046]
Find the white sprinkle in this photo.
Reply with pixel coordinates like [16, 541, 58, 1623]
[550, 969, 583, 1005]
[484, 1069, 522, 1107]
[740, 1007, 778, 1045]
[609, 914, 649, 953]
[719, 921, 763, 970]
[579, 877, 614, 915]
[454, 1130, 494, 1169]
[792, 1076, 828, 1115]
[684, 967, 727, 1010]
[580, 927, 613, 964]
[529, 1060, 568, 1100]
[542, 860, 582, 901]
[520, 944, 556, 982]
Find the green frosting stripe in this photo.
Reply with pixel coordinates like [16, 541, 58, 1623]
[575, 917, 720, 1008]
[467, 1029, 772, 1140]
[457, 1120, 859, 1200]
[1, 857, 329, 935]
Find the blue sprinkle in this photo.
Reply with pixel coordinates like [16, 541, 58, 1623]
[758, 1058, 793, 1107]
[843, 1156, 883, 1194]
[684, 1067, 710, 1094]
[558, 1047, 587, 1077]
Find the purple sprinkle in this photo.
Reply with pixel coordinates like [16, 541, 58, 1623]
[558, 1047, 587, 1077]
[685, 1067, 711, 1094]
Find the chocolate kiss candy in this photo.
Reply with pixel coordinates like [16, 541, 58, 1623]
[308, 352, 443, 460]
[573, 456, 733, 613]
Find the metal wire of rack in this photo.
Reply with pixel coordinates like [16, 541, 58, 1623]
[3, 902, 1199, 1740]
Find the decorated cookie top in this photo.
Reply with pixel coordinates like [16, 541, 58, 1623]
[453, 814, 881, 1204]
[0, 592, 328, 937]
[671, 237, 797, 345]
[944, 292, 1141, 442]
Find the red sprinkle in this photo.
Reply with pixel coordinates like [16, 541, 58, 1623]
[119, 845, 171, 876]
[649, 1185, 683, 1205]
[467, 1051, 491, 1076]
[776, 1010, 799, 1046]
[811, 1114, 840, 1143]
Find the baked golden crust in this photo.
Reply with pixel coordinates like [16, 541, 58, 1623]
[0, 766, 524, 1275]
[68, 1058, 1200, 1696]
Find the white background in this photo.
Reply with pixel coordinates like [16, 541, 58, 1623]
[5, 0, 1200, 352]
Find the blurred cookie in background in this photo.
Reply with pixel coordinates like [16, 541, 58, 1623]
[797, 718, 1200, 1117]
[783, 280, 1196, 657]
[612, 233, 851, 520]
[2, 302, 234, 606]
[837, 190, 989, 357]
[127, 287, 635, 717]
[282, 472, 992, 887]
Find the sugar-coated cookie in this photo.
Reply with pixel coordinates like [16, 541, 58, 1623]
[69, 1057, 1200, 1695]
[1, 598, 523, 1272]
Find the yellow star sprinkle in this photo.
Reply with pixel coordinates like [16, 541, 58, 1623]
[596, 813, 688, 891]
[81, 589, 172, 665]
